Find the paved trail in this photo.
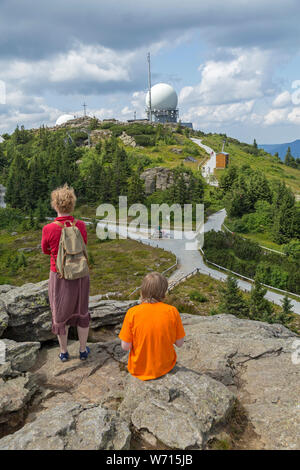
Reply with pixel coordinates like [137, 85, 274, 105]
[190, 137, 218, 186]
[97, 210, 300, 314]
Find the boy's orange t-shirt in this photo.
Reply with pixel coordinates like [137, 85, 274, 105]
[119, 302, 186, 381]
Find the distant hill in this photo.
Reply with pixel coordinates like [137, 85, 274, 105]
[258, 139, 300, 160]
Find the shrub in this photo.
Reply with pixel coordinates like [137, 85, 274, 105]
[189, 290, 208, 302]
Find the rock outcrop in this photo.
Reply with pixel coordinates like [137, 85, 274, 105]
[0, 282, 137, 341]
[140, 167, 174, 195]
[0, 402, 130, 450]
[0, 373, 38, 434]
[89, 296, 137, 329]
[0, 279, 299, 450]
[1, 339, 40, 372]
[119, 366, 236, 449]
[119, 131, 137, 147]
[178, 314, 300, 450]
[0, 281, 51, 341]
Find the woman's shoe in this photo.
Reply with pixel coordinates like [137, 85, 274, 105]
[79, 346, 90, 361]
[59, 351, 69, 362]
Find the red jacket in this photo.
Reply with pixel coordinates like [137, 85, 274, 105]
[41, 216, 88, 272]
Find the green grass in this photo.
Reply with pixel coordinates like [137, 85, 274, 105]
[202, 133, 300, 195]
[0, 226, 176, 296]
[125, 136, 208, 172]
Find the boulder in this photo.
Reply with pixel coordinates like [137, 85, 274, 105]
[0, 373, 38, 429]
[89, 297, 137, 329]
[1, 339, 40, 372]
[178, 314, 300, 450]
[0, 280, 53, 342]
[0, 402, 131, 450]
[140, 167, 174, 195]
[119, 131, 137, 148]
[171, 148, 183, 154]
[119, 366, 235, 449]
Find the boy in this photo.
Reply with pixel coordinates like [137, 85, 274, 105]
[119, 272, 185, 381]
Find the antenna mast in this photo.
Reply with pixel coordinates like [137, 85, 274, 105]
[147, 52, 152, 122]
[82, 102, 87, 117]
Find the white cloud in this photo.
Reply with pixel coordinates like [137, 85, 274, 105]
[1, 44, 138, 91]
[181, 100, 254, 128]
[272, 91, 291, 107]
[287, 107, 300, 124]
[264, 108, 289, 125]
[179, 48, 274, 107]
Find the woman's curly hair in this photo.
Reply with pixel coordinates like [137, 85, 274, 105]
[51, 183, 76, 214]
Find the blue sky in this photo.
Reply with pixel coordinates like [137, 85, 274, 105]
[1, 0, 300, 144]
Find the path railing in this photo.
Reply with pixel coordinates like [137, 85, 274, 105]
[199, 247, 300, 300]
[222, 223, 285, 256]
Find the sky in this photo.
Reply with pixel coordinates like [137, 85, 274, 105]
[1, 0, 300, 144]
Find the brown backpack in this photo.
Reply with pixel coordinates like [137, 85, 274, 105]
[54, 220, 89, 280]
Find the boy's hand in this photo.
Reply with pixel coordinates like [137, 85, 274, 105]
[121, 340, 132, 351]
[175, 337, 185, 348]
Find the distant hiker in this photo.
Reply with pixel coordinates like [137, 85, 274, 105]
[119, 272, 185, 380]
[41, 184, 90, 362]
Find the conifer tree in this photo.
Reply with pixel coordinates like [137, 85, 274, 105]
[279, 295, 293, 324]
[128, 172, 145, 205]
[219, 275, 249, 318]
[5, 152, 29, 209]
[249, 277, 273, 320]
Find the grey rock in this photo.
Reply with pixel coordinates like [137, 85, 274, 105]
[2, 339, 40, 372]
[0, 285, 15, 295]
[119, 131, 137, 148]
[179, 314, 300, 450]
[119, 366, 235, 449]
[0, 280, 53, 342]
[140, 167, 174, 195]
[67, 406, 131, 450]
[0, 362, 20, 380]
[0, 402, 130, 450]
[171, 147, 183, 154]
[0, 301, 9, 338]
[0, 373, 38, 425]
[89, 297, 137, 328]
[0, 402, 80, 449]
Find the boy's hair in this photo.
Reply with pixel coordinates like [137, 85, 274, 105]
[140, 272, 168, 303]
[51, 183, 76, 214]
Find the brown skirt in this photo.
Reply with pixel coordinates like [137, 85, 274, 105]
[48, 271, 90, 336]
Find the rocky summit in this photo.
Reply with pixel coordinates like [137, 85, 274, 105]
[0, 281, 299, 450]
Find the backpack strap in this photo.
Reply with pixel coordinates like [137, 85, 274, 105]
[54, 221, 64, 228]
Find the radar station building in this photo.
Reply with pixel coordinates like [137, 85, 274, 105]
[146, 82, 192, 128]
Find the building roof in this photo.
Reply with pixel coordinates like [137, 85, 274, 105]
[217, 151, 229, 156]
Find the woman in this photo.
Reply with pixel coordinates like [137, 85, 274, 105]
[41, 184, 90, 362]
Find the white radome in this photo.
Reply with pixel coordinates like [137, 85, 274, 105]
[146, 83, 178, 111]
[55, 114, 75, 126]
